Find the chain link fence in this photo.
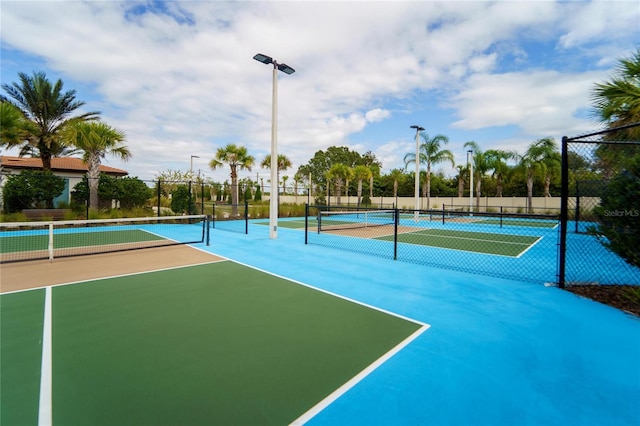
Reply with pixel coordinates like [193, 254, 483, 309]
[305, 205, 560, 283]
[559, 123, 640, 287]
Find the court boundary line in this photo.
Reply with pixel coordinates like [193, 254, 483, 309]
[206, 257, 432, 423]
[515, 236, 544, 259]
[0, 259, 227, 296]
[290, 324, 430, 425]
[38, 286, 52, 426]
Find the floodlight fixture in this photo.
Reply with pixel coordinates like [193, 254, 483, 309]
[253, 53, 273, 65]
[277, 63, 295, 74]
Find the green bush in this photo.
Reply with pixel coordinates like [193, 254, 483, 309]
[171, 185, 195, 214]
[3, 170, 65, 212]
[590, 155, 640, 267]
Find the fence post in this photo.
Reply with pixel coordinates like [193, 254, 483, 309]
[393, 208, 399, 260]
[244, 200, 249, 234]
[157, 179, 161, 217]
[558, 136, 569, 288]
[85, 178, 89, 219]
[305, 204, 309, 245]
[188, 180, 193, 215]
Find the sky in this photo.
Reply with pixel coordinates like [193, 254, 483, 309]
[1, 0, 639, 185]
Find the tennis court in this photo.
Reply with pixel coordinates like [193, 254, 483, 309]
[1, 216, 638, 425]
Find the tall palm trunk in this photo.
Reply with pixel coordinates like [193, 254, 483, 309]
[475, 177, 481, 211]
[496, 175, 503, 197]
[230, 166, 238, 216]
[87, 156, 101, 210]
[544, 175, 551, 197]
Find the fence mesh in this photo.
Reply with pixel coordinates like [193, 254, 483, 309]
[560, 123, 640, 287]
[306, 205, 559, 283]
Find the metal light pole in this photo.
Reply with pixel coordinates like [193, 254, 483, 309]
[190, 155, 199, 177]
[467, 150, 473, 215]
[410, 125, 425, 222]
[253, 53, 295, 239]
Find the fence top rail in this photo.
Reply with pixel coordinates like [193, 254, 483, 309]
[563, 122, 640, 142]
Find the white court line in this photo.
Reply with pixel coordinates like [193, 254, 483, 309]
[38, 286, 52, 426]
[290, 324, 430, 425]
[515, 236, 544, 258]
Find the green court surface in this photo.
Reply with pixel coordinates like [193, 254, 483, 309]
[471, 218, 558, 228]
[0, 261, 424, 425]
[255, 219, 309, 229]
[377, 228, 540, 257]
[0, 229, 164, 253]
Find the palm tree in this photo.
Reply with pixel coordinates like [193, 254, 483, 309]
[388, 168, 405, 206]
[0, 101, 32, 147]
[591, 48, 640, 132]
[455, 165, 469, 198]
[325, 163, 353, 206]
[591, 49, 640, 175]
[261, 154, 292, 195]
[485, 149, 516, 197]
[210, 144, 255, 214]
[63, 121, 130, 211]
[1, 71, 100, 170]
[463, 141, 489, 211]
[404, 133, 454, 209]
[542, 150, 562, 197]
[281, 175, 289, 195]
[518, 137, 557, 212]
[352, 165, 373, 208]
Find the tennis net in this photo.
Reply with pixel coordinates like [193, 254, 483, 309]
[0, 215, 208, 263]
[317, 209, 396, 232]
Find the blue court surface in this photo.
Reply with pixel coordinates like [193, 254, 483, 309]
[203, 220, 639, 426]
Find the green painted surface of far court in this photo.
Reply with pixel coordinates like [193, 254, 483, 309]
[377, 228, 540, 256]
[0, 261, 422, 425]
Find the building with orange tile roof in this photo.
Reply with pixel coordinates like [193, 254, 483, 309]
[0, 156, 128, 209]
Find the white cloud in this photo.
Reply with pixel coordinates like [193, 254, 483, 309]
[365, 108, 391, 123]
[449, 69, 606, 136]
[1, 1, 637, 181]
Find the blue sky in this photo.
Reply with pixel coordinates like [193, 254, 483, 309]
[1, 1, 638, 183]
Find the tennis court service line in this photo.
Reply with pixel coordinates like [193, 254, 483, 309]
[38, 286, 52, 426]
